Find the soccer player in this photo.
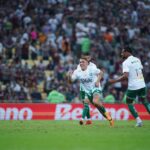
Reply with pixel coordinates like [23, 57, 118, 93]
[76, 55, 97, 125]
[109, 46, 150, 127]
[68, 56, 114, 126]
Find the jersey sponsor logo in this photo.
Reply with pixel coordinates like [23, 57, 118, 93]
[131, 60, 138, 64]
[80, 78, 92, 84]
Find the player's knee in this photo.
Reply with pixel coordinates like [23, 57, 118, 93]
[93, 99, 102, 107]
[84, 99, 90, 104]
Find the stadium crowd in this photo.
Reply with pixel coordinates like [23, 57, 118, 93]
[0, 0, 150, 103]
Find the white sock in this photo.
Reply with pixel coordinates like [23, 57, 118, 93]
[80, 118, 84, 121]
[136, 117, 142, 123]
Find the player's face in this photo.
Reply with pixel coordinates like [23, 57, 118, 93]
[79, 59, 88, 70]
[121, 49, 127, 59]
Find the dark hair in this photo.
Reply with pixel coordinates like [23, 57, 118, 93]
[80, 56, 89, 63]
[123, 46, 132, 54]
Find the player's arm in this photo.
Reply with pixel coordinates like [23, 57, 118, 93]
[109, 61, 129, 84]
[108, 72, 128, 84]
[67, 70, 73, 82]
[67, 70, 77, 83]
[95, 69, 104, 87]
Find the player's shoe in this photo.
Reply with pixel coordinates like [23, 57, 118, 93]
[85, 120, 92, 125]
[105, 112, 114, 127]
[135, 122, 143, 127]
[79, 120, 84, 125]
[109, 119, 114, 127]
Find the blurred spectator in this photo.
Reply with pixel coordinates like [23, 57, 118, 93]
[0, 0, 150, 103]
[0, 84, 5, 102]
[47, 89, 66, 103]
[104, 93, 115, 103]
[18, 87, 28, 103]
[30, 87, 42, 103]
[61, 35, 71, 55]
[80, 35, 91, 54]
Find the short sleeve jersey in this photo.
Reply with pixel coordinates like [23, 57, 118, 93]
[71, 65, 102, 94]
[122, 56, 145, 90]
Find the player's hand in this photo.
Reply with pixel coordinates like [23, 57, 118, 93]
[108, 79, 116, 84]
[95, 81, 99, 87]
[67, 70, 74, 77]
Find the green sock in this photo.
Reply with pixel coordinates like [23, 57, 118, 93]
[142, 100, 150, 114]
[86, 106, 91, 119]
[128, 104, 138, 118]
[82, 103, 90, 119]
[97, 106, 107, 118]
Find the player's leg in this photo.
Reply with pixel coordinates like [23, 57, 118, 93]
[138, 87, 150, 114]
[79, 102, 88, 125]
[80, 98, 91, 125]
[79, 91, 92, 125]
[91, 90, 114, 126]
[126, 90, 142, 127]
[84, 100, 92, 125]
[84, 99, 92, 125]
[80, 100, 92, 125]
[141, 98, 150, 113]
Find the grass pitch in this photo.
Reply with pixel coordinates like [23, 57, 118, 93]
[0, 120, 150, 150]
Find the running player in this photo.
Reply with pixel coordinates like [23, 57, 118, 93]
[109, 46, 150, 127]
[68, 56, 114, 126]
[76, 55, 96, 125]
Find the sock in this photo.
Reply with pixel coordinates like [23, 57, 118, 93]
[86, 106, 91, 119]
[128, 104, 138, 118]
[97, 105, 107, 118]
[142, 100, 150, 114]
[136, 117, 142, 123]
[82, 103, 90, 119]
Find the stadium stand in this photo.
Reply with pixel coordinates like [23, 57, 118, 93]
[0, 0, 150, 103]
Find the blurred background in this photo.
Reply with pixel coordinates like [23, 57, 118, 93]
[0, 0, 150, 104]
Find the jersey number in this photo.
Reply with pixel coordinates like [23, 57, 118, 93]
[135, 69, 143, 79]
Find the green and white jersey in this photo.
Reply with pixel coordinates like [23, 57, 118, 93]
[71, 65, 102, 94]
[77, 62, 97, 91]
[122, 55, 145, 90]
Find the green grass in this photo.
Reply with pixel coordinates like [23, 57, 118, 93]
[0, 120, 150, 150]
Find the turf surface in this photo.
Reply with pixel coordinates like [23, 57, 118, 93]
[0, 120, 150, 150]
